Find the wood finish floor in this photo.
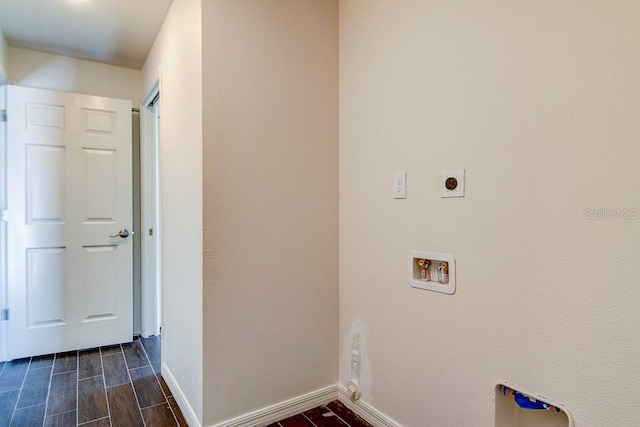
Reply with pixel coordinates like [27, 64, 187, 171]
[0, 336, 370, 427]
[0, 336, 187, 427]
[268, 401, 372, 427]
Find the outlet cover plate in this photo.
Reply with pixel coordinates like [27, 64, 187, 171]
[393, 171, 407, 199]
[441, 169, 465, 198]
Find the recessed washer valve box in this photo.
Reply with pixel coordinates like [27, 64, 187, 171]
[408, 250, 455, 294]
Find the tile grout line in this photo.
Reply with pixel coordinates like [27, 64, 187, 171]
[42, 354, 55, 427]
[323, 405, 353, 427]
[302, 412, 320, 427]
[98, 346, 113, 427]
[47, 408, 75, 414]
[13, 401, 50, 410]
[78, 415, 110, 426]
[76, 350, 80, 427]
[143, 400, 175, 410]
[44, 407, 76, 425]
[78, 373, 104, 380]
[141, 336, 180, 426]
[9, 357, 31, 426]
[120, 342, 148, 427]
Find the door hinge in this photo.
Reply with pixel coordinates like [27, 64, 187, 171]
[149, 228, 153, 236]
[1, 309, 8, 321]
[0, 109, 6, 122]
[1, 210, 7, 223]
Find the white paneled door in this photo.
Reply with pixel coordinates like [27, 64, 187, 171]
[6, 86, 133, 359]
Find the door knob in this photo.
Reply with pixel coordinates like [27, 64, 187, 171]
[110, 228, 132, 238]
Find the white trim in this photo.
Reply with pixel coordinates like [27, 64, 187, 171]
[142, 80, 160, 108]
[162, 361, 201, 427]
[0, 84, 6, 361]
[198, 383, 402, 427]
[337, 385, 403, 427]
[140, 80, 161, 338]
[209, 385, 338, 427]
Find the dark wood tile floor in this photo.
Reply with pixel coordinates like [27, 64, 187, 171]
[1, 336, 368, 427]
[0, 336, 187, 427]
[268, 401, 372, 427]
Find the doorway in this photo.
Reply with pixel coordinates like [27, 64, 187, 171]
[3, 85, 134, 359]
[0, 84, 162, 360]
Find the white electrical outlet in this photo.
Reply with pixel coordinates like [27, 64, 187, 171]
[441, 169, 465, 198]
[393, 171, 407, 199]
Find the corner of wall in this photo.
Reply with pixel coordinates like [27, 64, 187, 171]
[0, 26, 8, 84]
[140, 0, 204, 424]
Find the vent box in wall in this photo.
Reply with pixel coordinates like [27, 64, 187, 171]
[494, 382, 573, 427]
[408, 250, 455, 294]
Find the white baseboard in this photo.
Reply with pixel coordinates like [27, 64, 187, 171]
[210, 384, 338, 427]
[162, 380, 401, 427]
[337, 385, 402, 427]
[162, 362, 202, 427]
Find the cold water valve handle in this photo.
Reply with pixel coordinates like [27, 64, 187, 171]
[418, 259, 430, 279]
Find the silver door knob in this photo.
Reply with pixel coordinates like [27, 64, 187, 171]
[110, 228, 132, 238]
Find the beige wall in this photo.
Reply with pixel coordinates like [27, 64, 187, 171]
[141, 0, 203, 424]
[8, 47, 140, 103]
[340, 1, 640, 426]
[201, 0, 339, 424]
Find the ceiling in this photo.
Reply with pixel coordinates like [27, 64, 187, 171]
[0, 0, 174, 70]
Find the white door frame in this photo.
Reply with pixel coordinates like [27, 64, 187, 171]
[140, 82, 162, 337]
[0, 83, 7, 361]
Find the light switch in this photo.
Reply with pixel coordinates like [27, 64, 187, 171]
[393, 171, 406, 199]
